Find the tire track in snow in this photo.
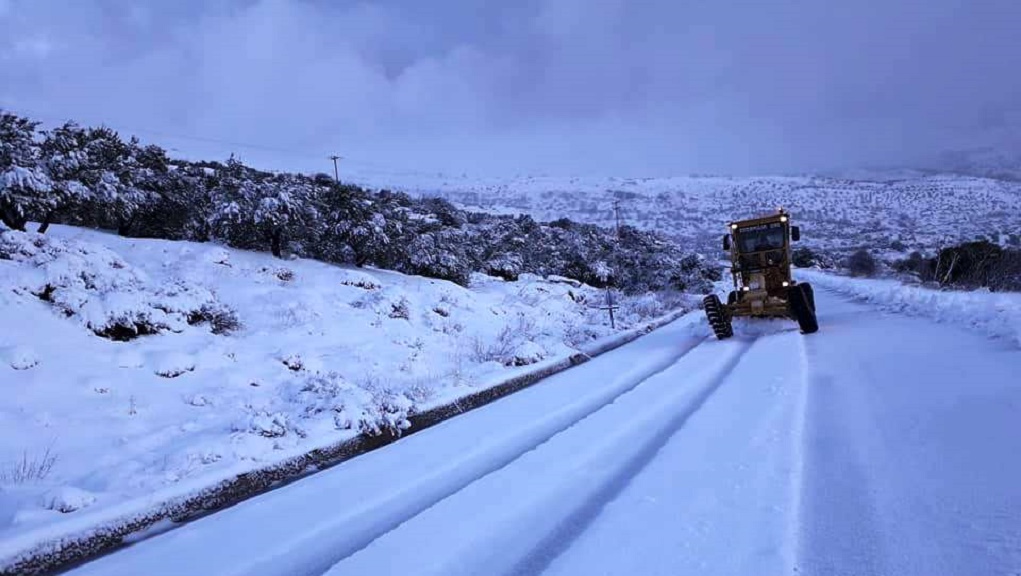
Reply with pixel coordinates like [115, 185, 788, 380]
[216, 333, 712, 576]
[534, 325, 811, 576]
[794, 288, 888, 576]
[507, 339, 755, 576]
[784, 325, 811, 574]
[323, 338, 756, 576]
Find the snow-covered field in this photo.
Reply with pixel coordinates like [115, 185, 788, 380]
[0, 224, 691, 543]
[349, 169, 1021, 255]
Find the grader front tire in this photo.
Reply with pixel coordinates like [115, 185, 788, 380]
[703, 294, 734, 340]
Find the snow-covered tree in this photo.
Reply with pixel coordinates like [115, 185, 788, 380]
[111, 138, 170, 236]
[38, 122, 124, 233]
[206, 157, 263, 249]
[0, 112, 52, 230]
[312, 182, 399, 267]
[254, 174, 318, 257]
[4, 110, 715, 295]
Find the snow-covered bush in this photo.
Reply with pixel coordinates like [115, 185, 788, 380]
[0, 229, 237, 339]
[469, 315, 546, 367]
[0, 447, 58, 485]
[190, 303, 242, 335]
[285, 372, 413, 437]
[153, 353, 197, 379]
[792, 247, 817, 268]
[234, 410, 290, 439]
[617, 291, 694, 323]
[846, 249, 878, 277]
[388, 297, 411, 320]
[3, 345, 39, 370]
[40, 487, 96, 513]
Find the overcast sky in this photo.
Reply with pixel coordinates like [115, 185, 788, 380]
[2, 0, 1019, 177]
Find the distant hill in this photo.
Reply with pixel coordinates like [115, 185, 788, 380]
[930, 147, 1021, 182]
[352, 171, 1021, 256]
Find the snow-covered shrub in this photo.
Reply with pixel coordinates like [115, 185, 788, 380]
[485, 253, 522, 281]
[618, 291, 696, 325]
[358, 377, 414, 436]
[287, 372, 413, 437]
[469, 315, 544, 366]
[279, 353, 305, 372]
[40, 487, 96, 513]
[3, 345, 39, 370]
[388, 296, 411, 320]
[619, 292, 666, 320]
[792, 247, 817, 268]
[846, 249, 878, 277]
[930, 241, 1021, 291]
[235, 410, 290, 438]
[564, 320, 600, 347]
[341, 278, 380, 290]
[189, 302, 242, 335]
[400, 378, 436, 404]
[153, 353, 196, 379]
[510, 341, 546, 366]
[0, 447, 58, 485]
[275, 267, 295, 282]
[0, 229, 236, 339]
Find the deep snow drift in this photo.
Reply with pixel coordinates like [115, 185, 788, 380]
[0, 224, 690, 541]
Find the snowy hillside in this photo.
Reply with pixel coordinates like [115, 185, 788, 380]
[0, 224, 690, 540]
[351, 171, 1021, 256]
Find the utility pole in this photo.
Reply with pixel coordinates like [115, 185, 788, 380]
[329, 155, 343, 183]
[613, 198, 623, 239]
[602, 195, 625, 329]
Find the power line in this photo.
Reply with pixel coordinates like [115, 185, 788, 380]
[0, 103, 334, 160]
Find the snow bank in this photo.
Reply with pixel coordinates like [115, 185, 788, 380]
[0, 223, 695, 563]
[798, 269, 1021, 347]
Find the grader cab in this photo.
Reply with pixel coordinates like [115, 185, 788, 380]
[703, 209, 818, 339]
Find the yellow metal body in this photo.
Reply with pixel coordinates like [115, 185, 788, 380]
[725, 210, 796, 318]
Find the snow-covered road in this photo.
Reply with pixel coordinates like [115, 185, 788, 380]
[66, 288, 1021, 576]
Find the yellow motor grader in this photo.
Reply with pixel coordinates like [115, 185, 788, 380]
[703, 209, 818, 339]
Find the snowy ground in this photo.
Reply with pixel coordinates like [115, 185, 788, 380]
[55, 285, 1021, 576]
[0, 224, 690, 544]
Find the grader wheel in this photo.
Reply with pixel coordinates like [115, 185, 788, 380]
[703, 294, 734, 340]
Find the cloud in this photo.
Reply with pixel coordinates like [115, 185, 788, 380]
[1, 0, 1020, 176]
